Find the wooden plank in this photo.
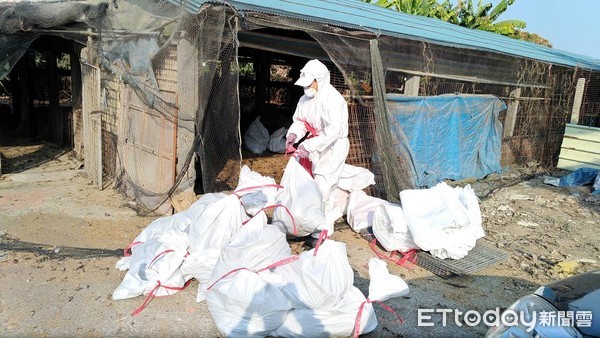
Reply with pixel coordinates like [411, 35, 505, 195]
[557, 158, 600, 171]
[570, 78, 586, 124]
[564, 124, 600, 143]
[503, 88, 521, 138]
[404, 76, 420, 96]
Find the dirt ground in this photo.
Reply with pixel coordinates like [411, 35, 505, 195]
[1, 140, 599, 337]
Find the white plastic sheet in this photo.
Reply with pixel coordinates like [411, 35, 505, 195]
[400, 182, 484, 259]
[346, 190, 388, 232]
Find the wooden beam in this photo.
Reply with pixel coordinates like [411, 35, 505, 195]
[404, 75, 420, 96]
[503, 88, 521, 138]
[570, 78, 586, 124]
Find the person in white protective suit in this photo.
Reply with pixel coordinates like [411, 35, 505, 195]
[285, 59, 349, 239]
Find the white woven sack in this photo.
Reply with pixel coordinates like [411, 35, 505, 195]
[272, 158, 325, 236]
[113, 229, 189, 300]
[206, 215, 293, 336]
[372, 203, 418, 252]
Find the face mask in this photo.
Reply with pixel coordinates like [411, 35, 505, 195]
[304, 87, 317, 98]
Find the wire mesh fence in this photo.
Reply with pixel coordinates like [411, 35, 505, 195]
[1, 1, 599, 212]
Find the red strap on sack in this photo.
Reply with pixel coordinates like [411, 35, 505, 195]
[353, 298, 404, 337]
[131, 279, 192, 316]
[148, 249, 175, 269]
[256, 256, 299, 273]
[124, 241, 143, 257]
[206, 255, 299, 291]
[369, 239, 418, 268]
[313, 229, 329, 256]
[242, 204, 298, 236]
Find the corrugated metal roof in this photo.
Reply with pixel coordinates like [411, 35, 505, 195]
[169, 0, 600, 71]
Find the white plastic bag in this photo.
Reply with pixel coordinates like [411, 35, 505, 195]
[112, 229, 189, 300]
[400, 182, 484, 259]
[346, 190, 388, 232]
[244, 116, 269, 154]
[235, 165, 280, 216]
[272, 158, 325, 237]
[372, 203, 418, 252]
[275, 239, 354, 310]
[187, 194, 244, 255]
[268, 127, 288, 153]
[207, 269, 292, 337]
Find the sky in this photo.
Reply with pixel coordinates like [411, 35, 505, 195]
[486, 0, 600, 60]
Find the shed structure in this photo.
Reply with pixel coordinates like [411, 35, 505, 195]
[1, 0, 599, 212]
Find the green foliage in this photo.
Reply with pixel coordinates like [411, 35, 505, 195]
[363, 0, 550, 46]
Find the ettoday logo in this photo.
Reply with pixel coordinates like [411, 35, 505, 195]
[417, 308, 593, 332]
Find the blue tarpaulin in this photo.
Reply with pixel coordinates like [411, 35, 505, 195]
[386, 94, 506, 187]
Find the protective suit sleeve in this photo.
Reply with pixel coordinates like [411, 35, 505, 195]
[301, 97, 347, 153]
[287, 104, 308, 139]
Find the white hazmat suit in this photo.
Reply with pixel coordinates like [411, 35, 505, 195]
[287, 59, 349, 234]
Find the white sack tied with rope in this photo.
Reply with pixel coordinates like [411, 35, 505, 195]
[181, 194, 246, 301]
[205, 211, 294, 337]
[268, 127, 288, 153]
[112, 229, 189, 300]
[273, 257, 409, 337]
[272, 158, 325, 237]
[274, 237, 354, 310]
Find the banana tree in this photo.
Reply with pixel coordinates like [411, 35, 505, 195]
[364, 0, 526, 38]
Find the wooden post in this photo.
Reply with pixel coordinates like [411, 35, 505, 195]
[503, 88, 521, 138]
[570, 77, 586, 124]
[176, 29, 199, 191]
[70, 46, 82, 151]
[404, 75, 420, 96]
[47, 49, 62, 145]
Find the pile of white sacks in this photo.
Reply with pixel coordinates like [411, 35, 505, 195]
[346, 179, 485, 260]
[113, 159, 410, 337]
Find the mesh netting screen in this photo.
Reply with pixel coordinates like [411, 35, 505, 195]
[2, 1, 599, 213]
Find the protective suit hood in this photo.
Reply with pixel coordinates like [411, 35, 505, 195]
[295, 59, 331, 91]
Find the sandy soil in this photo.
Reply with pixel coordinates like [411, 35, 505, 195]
[1, 140, 599, 337]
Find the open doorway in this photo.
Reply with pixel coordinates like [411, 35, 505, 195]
[0, 35, 82, 176]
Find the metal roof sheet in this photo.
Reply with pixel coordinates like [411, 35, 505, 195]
[169, 0, 600, 70]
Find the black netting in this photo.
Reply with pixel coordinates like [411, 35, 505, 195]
[2, 0, 599, 214]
